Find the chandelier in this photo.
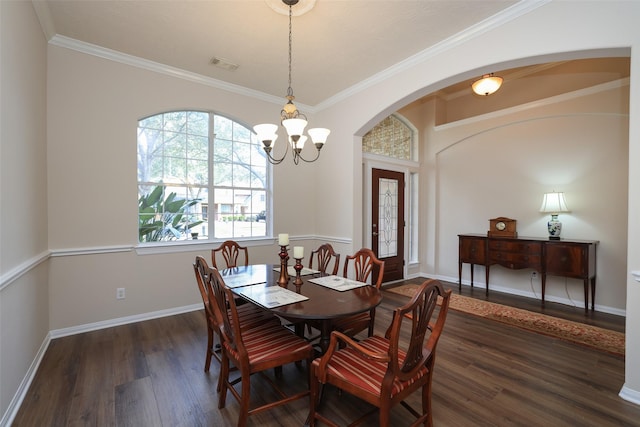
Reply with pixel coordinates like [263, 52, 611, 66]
[254, 0, 330, 165]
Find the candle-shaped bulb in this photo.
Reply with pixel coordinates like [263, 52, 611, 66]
[293, 246, 304, 259]
[278, 233, 289, 246]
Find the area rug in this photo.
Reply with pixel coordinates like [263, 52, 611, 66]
[387, 284, 625, 357]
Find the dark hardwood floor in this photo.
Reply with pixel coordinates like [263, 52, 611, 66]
[12, 279, 638, 426]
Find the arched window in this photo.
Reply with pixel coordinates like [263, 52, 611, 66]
[137, 111, 268, 243]
[362, 114, 416, 161]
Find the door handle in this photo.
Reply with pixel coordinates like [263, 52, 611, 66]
[372, 232, 379, 236]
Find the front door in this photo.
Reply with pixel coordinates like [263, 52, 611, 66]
[371, 168, 405, 283]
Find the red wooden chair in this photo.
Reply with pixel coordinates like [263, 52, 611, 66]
[209, 268, 314, 427]
[193, 255, 218, 372]
[211, 240, 249, 269]
[193, 257, 277, 386]
[309, 279, 452, 427]
[308, 243, 340, 275]
[332, 248, 385, 338]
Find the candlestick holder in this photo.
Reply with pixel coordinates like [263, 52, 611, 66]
[277, 245, 290, 286]
[293, 257, 304, 287]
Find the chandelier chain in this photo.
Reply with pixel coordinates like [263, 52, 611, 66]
[287, 3, 293, 97]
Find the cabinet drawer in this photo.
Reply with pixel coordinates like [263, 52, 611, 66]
[545, 244, 588, 277]
[459, 237, 486, 264]
[490, 252, 542, 269]
[489, 240, 542, 255]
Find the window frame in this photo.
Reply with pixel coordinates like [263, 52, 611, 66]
[136, 110, 272, 251]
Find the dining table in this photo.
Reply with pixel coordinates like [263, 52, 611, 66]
[219, 263, 383, 353]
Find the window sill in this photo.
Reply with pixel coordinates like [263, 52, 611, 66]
[135, 237, 275, 255]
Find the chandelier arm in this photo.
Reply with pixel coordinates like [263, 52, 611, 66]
[264, 138, 291, 164]
[292, 147, 321, 163]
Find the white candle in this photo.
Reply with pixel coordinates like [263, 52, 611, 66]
[278, 233, 289, 246]
[293, 246, 304, 259]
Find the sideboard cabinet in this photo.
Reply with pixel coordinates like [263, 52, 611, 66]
[458, 234, 598, 310]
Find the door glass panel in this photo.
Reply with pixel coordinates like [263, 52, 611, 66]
[378, 177, 398, 257]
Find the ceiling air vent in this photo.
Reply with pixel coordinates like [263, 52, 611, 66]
[210, 57, 239, 71]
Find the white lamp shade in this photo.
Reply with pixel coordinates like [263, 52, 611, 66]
[289, 135, 307, 149]
[472, 74, 503, 96]
[540, 192, 570, 213]
[253, 123, 279, 141]
[307, 128, 330, 144]
[282, 118, 307, 137]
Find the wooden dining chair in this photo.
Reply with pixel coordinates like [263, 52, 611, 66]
[193, 256, 219, 373]
[193, 257, 277, 377]
[332, 247, 385, 338]
[309, 279, 452, 427]
[211, 240, 249, 269]
[209, 268, 314, 427]
[308, 243, 340, 275]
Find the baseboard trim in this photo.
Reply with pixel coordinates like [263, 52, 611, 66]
[423, 274, 626, 317]
[0, 333, 51, 427]
[50, 303, 202, 338]
[619, 384, 640, 405]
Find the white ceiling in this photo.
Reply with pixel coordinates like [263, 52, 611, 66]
[34, 0, 521, 107]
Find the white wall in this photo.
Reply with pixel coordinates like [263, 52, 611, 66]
[0, 1, 50, 421]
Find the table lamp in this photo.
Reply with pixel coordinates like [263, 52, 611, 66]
[540, 192, 570, 240]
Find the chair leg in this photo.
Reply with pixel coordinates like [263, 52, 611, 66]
[238, 371, 251, 427]
[423, 381, 432, 427]
[379, 402, 391, 427]
[308, 364, 319, 427]
[205, 325, 214, 372]
[218, 354, 229, 409]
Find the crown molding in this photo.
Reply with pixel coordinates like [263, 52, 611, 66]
[315, 0, 552, 111]
[48, 35, 301, 109]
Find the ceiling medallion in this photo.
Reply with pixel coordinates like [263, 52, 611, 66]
[264, 0, 316, 16]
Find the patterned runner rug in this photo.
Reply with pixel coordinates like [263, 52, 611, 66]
[387, 284, 625, 356]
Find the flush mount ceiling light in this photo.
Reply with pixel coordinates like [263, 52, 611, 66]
[254, 0, 329, 165]
[471, 73, 504, 96]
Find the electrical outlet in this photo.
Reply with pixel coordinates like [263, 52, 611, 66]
[116, 288, 125, 299]
[531, 271, 538, 279]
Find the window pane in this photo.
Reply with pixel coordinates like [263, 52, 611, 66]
[214, 137, 233, 163]
[233, 163, 251, 188]
[362, 114, 415, 161]
[188, 135, 208, 161]
[164, 131, 186, 158]
[164, 111, 187, 132]
[234, 121, 251, 142]
[164, 157, 186, 184]
[214, 115, 232, 140]
[213, 162, 232, 187]
[251, 165, 267, 188]
[187, 111, 208, 136]
[187, 159, 208, 184]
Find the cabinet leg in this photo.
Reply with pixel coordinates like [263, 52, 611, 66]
[591, 277, 596, 311]
[541, 274, 546, 306]
[485, 266, 490, 296]
[458, 262, 462, 292]
[470, 264, 474, 288]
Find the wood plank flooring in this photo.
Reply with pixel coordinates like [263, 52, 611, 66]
[12, 280, 639, 426]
